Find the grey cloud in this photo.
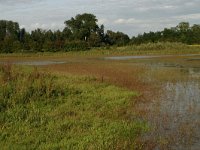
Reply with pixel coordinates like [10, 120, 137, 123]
[0, 0, 200, 36]
[0, 0, 41, 5]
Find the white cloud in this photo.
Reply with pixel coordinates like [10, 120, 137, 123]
[114, 18, 141, 24]
[1, 0, 200, 36]
[28, 22, 65, 31]
[173, 13, 200, 21]
[20, 25, 26, 29]
[98, 18, 108, 25]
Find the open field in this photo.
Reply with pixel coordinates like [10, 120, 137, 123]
[0, 45, 200, 149]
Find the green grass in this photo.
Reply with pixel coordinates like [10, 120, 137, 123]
[0, 42, 200, 58]
[0, 65, 148, 150]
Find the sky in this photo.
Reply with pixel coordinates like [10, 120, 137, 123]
[0, 0, 200, 36]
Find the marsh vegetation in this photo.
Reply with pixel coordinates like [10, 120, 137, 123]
[1, 49, 200, 149]
[0, 64, 149, 149]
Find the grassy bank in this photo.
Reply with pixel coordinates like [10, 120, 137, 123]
[0, 65, 148, 149]
[72, 42, 200, 56]
[0, 42, 200, 58]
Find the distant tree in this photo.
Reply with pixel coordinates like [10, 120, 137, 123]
[19, 28, 26, 43]
[97, 25, 105, 44]
[22, 32, 32, 51]
[0, 20, 20, 53]
[43, 40, 54, 51]
[1, 36, 14, 53]
[176, 22, 190, 32]
[106, 30, 130, 46]
[162, 28, 179, 42]
[31, 29, 46, 51]
[192, 24, 200, 32]
[54, 30, 65, 50]
[62, 27, 72, 40]
[64, 13, 99, 41]
[0, 20, 7, 41]
[131, 22, 200, 45]
[0, 20, 20, 41]
[88, 32, 101, 47]
[1, 17, 200, 53]
[45, 30, 55, 41]
[191, 24, 200, 44]
[5, 21, 20, 41]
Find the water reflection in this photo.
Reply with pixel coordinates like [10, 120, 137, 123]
[117, 55, 200, 149]
[162, 81, 200, 117]
[147, 66, 200, 149]
[151, 81, 200, 150]
[105, 54, 200, 60]
[0, 61, 66, 66]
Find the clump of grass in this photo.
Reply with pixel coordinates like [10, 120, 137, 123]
[0, 65, 66, 112]
[0, 65, 148, 149]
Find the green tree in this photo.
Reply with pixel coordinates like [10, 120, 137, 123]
[64, 13, 99, 41]
[62, 27, 73, 40]
[88, 32, 101, 47]
[0, 20, 7, 41]
[106, 30, 130, 46]
[177, 22, 190, 32]
[19, 28, 26, 43]
[31, 29, 46, 51]
[1, 36, 14, 53]
[191, 24, 200, 44]
[0, 20, 20, 42]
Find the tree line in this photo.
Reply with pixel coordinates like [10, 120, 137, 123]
[0, 13, 200, 53]
[0, 13, 129, 53]
[131, 22, 200, 45]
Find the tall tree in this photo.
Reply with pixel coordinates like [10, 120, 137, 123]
[64, 13, 99, 41]
[176, 22, 190, 32]
[106, 30, 130, 46]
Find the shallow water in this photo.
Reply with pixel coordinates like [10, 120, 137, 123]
[104, 54, 200, 149]
[0, 60, 66, 66]
[105, 54, 200, 60]
[105, 55, 160, 60]
[148, 80, 200, 150]
[123, 55, 200, 149]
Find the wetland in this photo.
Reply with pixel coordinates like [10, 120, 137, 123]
[1, 53, 200, 149]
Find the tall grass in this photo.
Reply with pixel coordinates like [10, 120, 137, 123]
[66, 42, 200, 56]
[0, 65, 148, 149]
[0, 42, 200, 58]
[0, 65, 65, 111]
[128, 42, 189, 51]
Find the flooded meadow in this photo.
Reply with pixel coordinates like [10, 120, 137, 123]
[1, 54, 200, 149]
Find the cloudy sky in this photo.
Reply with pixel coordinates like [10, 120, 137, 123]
[0, 0, 200, 36]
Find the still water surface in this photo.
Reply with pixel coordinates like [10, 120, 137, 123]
[112, 55, 200, 150]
